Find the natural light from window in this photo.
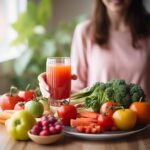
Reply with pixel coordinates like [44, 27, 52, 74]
[0, 0, 27, 62]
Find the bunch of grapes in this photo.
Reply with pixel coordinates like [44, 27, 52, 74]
[30, 115, 62, 136]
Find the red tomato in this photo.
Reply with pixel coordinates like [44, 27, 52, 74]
[0, 94, 20, 110]
[57, 104, 77, 126]
[14, 102, 25, 110]
[100, 101, 119, 116]
[18, 90, 35, 102]
[98, 114, 114, 131]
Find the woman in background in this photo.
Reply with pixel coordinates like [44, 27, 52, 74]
[38, 0, 150, 102]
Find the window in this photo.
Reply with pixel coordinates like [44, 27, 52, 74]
[0, 0, 27, 62]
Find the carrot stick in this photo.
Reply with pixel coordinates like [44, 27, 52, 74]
[0, 111, 13, 120]
[76, 118, 98, 123]
[70, 119, 96, 128]
[75, 125, 103, 134]
[4, 110, 16, 114]
[78, 111, 99, 119]
[0, 119, 6, 124]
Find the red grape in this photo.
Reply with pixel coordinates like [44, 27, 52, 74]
[40, 130, 49, 136]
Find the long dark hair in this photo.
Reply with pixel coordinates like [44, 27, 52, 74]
[88, 0, 150, 48]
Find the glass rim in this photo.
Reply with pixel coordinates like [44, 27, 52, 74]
[47, 57, 70, 60]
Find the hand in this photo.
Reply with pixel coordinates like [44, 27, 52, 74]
[38, 72, 77, 98]
[38, 72, 50, 98]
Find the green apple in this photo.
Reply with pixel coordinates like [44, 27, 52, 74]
[6, 110, 36, 140]
[25, 100, 44, 118]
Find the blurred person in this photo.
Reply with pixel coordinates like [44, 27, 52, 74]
[38, 0, 150, 102]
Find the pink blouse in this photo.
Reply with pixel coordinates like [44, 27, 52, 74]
[71, 21, 150, 102]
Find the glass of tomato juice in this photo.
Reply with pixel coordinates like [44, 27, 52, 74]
[46, 57, 71, 106]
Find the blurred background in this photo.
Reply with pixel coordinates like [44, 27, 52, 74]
[0, 0, 149, 93]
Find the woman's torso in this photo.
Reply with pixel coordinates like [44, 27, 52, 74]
[71, 21, 150, 101]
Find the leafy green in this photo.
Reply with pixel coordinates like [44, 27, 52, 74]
[70, 79, 146, 113]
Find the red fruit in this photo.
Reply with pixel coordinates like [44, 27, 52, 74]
[42, 120, 49, 126]
[49, 126, 56, 134]
[14, 102, 25, 110]
[41, 115, 48, 121]
[31, 125, 40, 135]
[18, 90, 35, 102]
[57, 104, 77, 125]
[42, 125, 49, 131]
[49, 116, 57, 124]
[54, 121, 61, 126]
[0, 94, 20, 110]
[100, 101, 119, 117]
[36, 121, 42, 127]
[40, 130, 49, 136]
[55, 124, 62, 133]
[98, 114, 114, 131]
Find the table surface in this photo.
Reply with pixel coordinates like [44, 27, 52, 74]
[0, 124, 150, 150]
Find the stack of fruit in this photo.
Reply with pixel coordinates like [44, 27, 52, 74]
[0, 85, 52, 142]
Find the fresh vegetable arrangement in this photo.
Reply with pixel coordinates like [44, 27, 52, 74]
[0, 85, 51, 130]
[0, 80, 149, 143]
[71, 79, 146, 112]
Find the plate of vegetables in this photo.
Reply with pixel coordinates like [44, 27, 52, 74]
[65, 79, 150, 140]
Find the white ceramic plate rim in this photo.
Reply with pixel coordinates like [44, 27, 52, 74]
[63, 125, 149, 140]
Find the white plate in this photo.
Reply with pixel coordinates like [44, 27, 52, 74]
[63, 125, 149, 140]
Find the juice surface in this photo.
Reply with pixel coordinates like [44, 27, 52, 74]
[46, 64, 71, 100]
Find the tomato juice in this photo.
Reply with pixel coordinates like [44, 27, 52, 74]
[46, 64, 71, 100]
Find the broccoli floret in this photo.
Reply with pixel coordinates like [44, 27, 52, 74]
[101, 87, 114, 104]
[109, 79, 126, 87]
[108, 80, 131, 107]
[129, 83, 146, 102]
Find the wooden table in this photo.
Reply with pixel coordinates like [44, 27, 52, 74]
[0, 124, 150, 150]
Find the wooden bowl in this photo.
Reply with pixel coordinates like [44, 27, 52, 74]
[28, 131, 63, 144]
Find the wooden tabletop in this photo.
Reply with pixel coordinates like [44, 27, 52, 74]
[0, 124, 150, 150]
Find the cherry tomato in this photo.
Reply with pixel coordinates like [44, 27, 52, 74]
[98, 114, 114, 131]
[112, 109, 136, 131]
[18, 90, 35, 102]
[100, 101, 119, 117]
[0, 94, 20, 110]
[14, 102, 25, 110]
[57, 104, 77, 126]
[130, 102, 150, 125]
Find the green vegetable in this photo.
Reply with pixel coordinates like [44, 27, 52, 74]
[128, 83, 145, 102]
[70, 79, 146, 113]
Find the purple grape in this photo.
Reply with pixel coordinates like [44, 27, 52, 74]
[41, 115, 48, 121]
[48, 117, 56, 124]
[54, 124, 62, 133]
[42, 125, 49, 131]
[42, 120, 49, 126]
[49, 126, 56, 134]
[35, 121, 42, 127]
[31, 125, 40, 135]
[40, 130, 49, 136]
[54, 121, 61, 126]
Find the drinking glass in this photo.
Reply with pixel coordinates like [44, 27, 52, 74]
[46, 57, 71, 106]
